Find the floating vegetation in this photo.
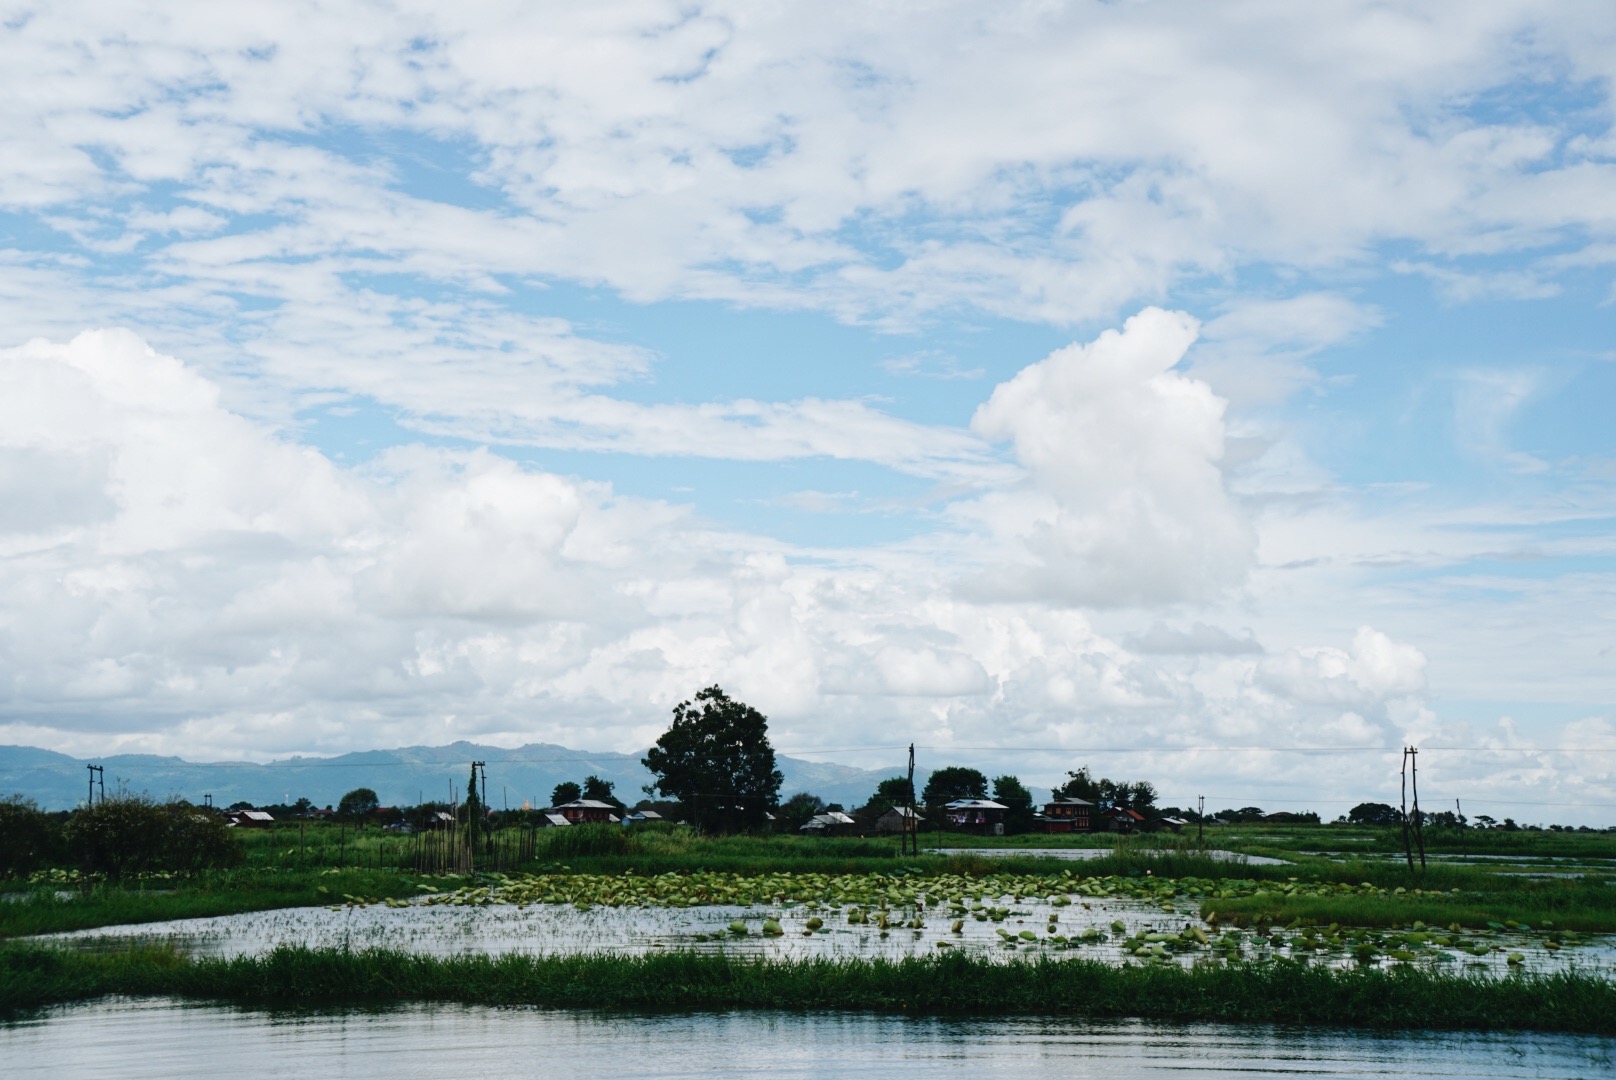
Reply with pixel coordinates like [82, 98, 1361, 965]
[410, 869, 1453, 913]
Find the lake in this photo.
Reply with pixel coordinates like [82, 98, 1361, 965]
[2, 1000, 1610, 1078]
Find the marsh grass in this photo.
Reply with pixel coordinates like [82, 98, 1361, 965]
[0, 869, 415, 939]
[7, 825, 1613, 939]
[3, 943, 1612, 1035]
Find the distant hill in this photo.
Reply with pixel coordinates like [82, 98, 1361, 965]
[0, 742, 915, 813]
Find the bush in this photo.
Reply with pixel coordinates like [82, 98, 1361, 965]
[0, 795, 60, 879]
[533, 823, 638, 859]
[63, 795, 241, 880]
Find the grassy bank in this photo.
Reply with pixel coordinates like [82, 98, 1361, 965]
[1205, 878, 1616, 933]
[0, 869, 414, 939]
[2, 944, 1612, 1035]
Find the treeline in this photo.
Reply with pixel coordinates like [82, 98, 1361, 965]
[1, 794, 238, 880]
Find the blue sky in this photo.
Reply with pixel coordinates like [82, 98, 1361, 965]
[0, 1, 1613, 820]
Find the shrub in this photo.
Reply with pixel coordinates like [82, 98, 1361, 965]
[0, 795, 60, 879]
[63, 795, 241, 880]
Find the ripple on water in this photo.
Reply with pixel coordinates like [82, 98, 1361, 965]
[1, 1000, 1612, 1079]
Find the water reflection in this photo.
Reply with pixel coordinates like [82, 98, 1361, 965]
[1, 999, 1610, 1078]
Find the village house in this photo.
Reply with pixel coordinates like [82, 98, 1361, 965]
[226, 809, 274, 829]
[944, 799, 1009, 835]
[1105, 806, 1147, 833]
[621, 809, 663, 826]
[873, 806, 920, 835]
[1038, 797, 1094, 833]
[799, 810, 858, 836]
[553, 798, 617, 824]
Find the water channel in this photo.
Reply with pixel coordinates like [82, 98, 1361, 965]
[2, 999, 1610, 1078]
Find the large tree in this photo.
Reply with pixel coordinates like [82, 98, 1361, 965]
[550, 781, 582, 807]
[991, 774, 1036, 833]
[337, 787, 380, 820]
[920, 766, 988, 806]
[642, 685, 783, 833]
[582, 775, 624, 809]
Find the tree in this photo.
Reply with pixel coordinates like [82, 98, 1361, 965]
[550, 781, 582, 807]
[1053, 767, 1156, 811]
[1053, 767, 1100, 802]
[582, 775, 624, 809]
[991, 775, 1035, 833]
[777, 792, 826, 832]
[1122, 781, 1158, 812]
[920, 766, 988, 807]
[642, 685, 783, 833]
[858, 776, 914, 816]
[337, 788, 380, 820]
[63, 795, 239, 881]
[1347, 801, 1401, 826]
[0, 795, 59, 878]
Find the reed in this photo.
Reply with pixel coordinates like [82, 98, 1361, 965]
[3, 944, 1612, 1035]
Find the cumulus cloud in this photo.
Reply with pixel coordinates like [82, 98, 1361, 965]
[0, 1, 1613, 443]
[0, 330, 1352, 764]
[964, 308, 1254, 607]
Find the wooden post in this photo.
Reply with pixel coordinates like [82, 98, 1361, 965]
[1410, 747, 1426, 871]
[1400, 748, 1414, 872]
[900, 743, 917, 856]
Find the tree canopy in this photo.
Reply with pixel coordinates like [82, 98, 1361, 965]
[920, 766, 988, 806]
[583, 775, 624, 809]
[992, 774, 1036, 832]
[1053, 767, 1156, 811]
[866, 776, 913, 811]
[550, 781, 582, 807]
[641, 685, 783, 833]
[776, 791, 826, 831]
[1348, 801, 1402, 826]
[337, 787, 380, 819]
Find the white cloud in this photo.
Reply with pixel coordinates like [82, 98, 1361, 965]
[965, 308, 1254, 606]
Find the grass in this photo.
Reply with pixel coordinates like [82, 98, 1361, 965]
[6, 824, 1614, 938]
[1, 943, 1612, 1035]
[1205, 881, 1616, 934]
[0, 869, 415, 939]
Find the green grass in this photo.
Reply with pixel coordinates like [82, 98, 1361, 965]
[2, 944, 1612, 1035]
[0, 869, 415, 939]
[7, 824, 1613, 939]
[1204, 878, 1616, 933]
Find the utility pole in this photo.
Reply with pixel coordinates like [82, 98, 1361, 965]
[1409, 746, 1426, 871]
[904, 743, 916, 857]
[86, 764, 104, 807]
[1399, 748, 1414, 872]
[203, 793, 212, 809]
[472, 761, 489, 857]
[1197, 795, 1205, 849]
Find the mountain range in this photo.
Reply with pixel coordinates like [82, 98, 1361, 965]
[0, 742, 916, 813]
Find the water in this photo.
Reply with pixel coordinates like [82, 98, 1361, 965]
[1, 999, 1609, 1078]
[35, 898, 1614, 976]
[934, 847, 1291, 866]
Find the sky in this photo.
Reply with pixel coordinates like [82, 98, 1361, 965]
[1, 1, 1614, 823]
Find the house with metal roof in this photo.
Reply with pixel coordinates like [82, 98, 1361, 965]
[552, 798, 618, 824]
[943, 799, 1009, 835]
[799, 810, 858, 835]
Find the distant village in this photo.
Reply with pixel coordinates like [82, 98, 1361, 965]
[218, 764, 1321, 837]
